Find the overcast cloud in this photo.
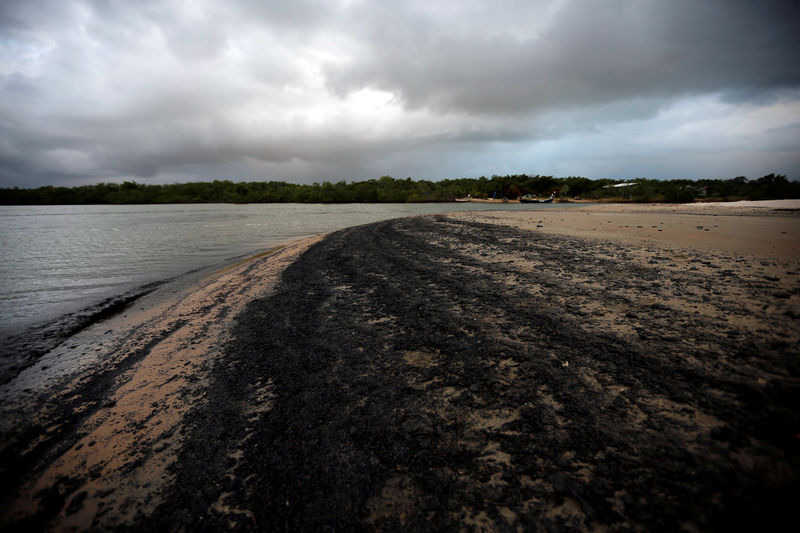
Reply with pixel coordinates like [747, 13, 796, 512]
[1, 0, 798, 187]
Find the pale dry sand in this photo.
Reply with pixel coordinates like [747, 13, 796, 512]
[1, 235, 321, 530]
[444, 201, 800, 359]
[446, 200, 800, 261]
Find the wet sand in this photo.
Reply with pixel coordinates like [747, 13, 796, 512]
[1, 236, 322, 529]
[1, 202, 799, 531]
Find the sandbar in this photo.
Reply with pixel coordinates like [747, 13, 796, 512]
[1, 202, 798, 531]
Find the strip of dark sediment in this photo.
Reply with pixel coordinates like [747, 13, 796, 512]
[2, 214, 799, 531]
[153, 215, 798, 531]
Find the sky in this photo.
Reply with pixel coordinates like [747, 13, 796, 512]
[1, 0, 799, 188]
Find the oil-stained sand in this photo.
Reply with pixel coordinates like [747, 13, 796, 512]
[158, 214, 798, 531]
[0, 237, 322, 530]
[2, 208, 799, 531]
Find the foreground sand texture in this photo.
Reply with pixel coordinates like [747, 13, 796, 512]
[1, 203, 799, 531]
[0, 237, 322, 530]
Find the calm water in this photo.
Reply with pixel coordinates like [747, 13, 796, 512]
[0, 202, 571, 339]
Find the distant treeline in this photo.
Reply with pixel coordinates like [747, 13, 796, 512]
[1, 174, 797, 205]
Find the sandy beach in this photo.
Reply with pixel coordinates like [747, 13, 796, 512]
[1, 201, 798, 531]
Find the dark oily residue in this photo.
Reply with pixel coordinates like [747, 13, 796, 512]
[3, 215, 799, 531]
[151, 216, 800, 531]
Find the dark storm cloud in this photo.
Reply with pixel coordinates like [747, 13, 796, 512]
[0, 0, 798, 187]
[327, 0, 800, 115]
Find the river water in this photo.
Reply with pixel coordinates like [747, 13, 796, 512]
[0, 202, 573, 371]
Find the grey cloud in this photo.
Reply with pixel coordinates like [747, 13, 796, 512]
[0, 1, 80, 36]
[1, 0, 798, 187]
[233, 0, 338, 28]
[327, 0, 800, 115]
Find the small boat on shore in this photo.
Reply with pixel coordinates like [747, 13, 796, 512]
[455, 194, 472, 202]
[520, 193, 554, 204]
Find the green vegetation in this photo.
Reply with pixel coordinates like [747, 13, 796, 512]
[1, 174, 797, 205]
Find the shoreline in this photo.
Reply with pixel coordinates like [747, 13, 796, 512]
[4, 199, 795, 384]
[1, 235, 323, 528]
[462, 197, 800, 207]
[0, 234, 322, 387]
[2, 203, 798, 530]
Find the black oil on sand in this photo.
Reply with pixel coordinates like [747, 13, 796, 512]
[153, 215, 799, 531]
[4, 215, 799, 532]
